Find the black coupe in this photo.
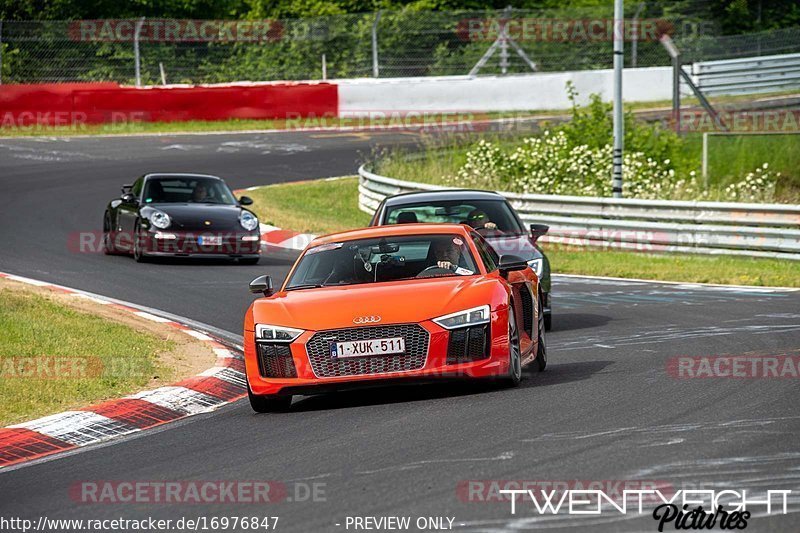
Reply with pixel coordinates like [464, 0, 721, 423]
[103, 173, 261, 264]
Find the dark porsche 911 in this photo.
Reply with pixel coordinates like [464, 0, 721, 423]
[103, 173, 261, 263]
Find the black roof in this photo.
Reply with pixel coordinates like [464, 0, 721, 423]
[383, 189, 505, 206]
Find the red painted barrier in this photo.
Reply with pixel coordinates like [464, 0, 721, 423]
[0, 82, 338, 126]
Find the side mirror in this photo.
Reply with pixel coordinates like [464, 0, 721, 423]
[121, 192, 137, 204]
[121, 184, 133, 194]
[498, 254, 528, 277]
[239, 196, 253, 206]
[530, 223, 549, 242]
[249, 275, 274, 296]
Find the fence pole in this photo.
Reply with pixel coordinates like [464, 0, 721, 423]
[134, 17, 145, 87]
[321, 54, 327, 80]
[0, 21, 4, 85]
[702, 132, 709, 186]
[660, 35, 682, 134]
[631, 2, 645, 67]
[372, 11, 381, 78]
[612, 0, 625, 198]
[159, 62, 167, 85]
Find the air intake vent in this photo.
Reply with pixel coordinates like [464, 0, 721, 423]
[257, 342, 297, 378]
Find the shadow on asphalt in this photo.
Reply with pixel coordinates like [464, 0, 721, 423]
[286, 360, 613, 412]
[550, 313, 612, 332]
[523, 360, 613, 387]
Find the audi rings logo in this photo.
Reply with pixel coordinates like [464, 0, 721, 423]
[353, 315, 381, 324]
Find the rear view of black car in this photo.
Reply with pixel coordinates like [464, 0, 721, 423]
[369, 190, 552, 329]
[103, 173, 261, 263]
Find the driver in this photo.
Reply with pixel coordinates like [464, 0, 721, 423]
[466, 209, 498, 231]
[430, 238, 461, 270]
[191, 182, 209, 202]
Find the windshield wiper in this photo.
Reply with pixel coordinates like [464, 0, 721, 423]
[285, 283, 328, 291]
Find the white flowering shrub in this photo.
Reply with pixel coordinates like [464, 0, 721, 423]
[450, 132, 779, 202]
[723, 164, 780, 203]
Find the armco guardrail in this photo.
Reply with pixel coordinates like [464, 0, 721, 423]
[691, 52, 800, 96]
[358, 165, 800, 260]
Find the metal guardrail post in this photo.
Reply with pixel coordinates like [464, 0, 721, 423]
[372, 11, 381, 78]
[134, 17, 145, 87]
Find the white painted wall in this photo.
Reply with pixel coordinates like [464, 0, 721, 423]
[338, 67, 672, 116]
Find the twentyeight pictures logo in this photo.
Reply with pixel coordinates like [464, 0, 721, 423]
[497, 488, 791, 531]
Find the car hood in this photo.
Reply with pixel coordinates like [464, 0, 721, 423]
[144, 204, 246, 231]
[251, 276, 504, 331]
[485, 234, 541, 260]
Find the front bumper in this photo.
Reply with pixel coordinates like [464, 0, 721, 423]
[244, 318, 512, 397]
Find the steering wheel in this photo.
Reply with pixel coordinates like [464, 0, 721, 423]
[416, 265, 455, 278]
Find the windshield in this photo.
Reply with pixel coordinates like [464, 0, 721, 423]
[384, 199, 523, 235]
[142, 177, 237, 205]
[285, 234, 479, 289]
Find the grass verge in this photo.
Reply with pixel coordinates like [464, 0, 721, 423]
[247, 177, 370, 235]
[247, 177, 800, 288]
[0, 280, 210, 426]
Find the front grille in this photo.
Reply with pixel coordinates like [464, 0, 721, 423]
[306, 324, 429, 378]
[447, 325, 489, 364]
[257, 342, 297, 378]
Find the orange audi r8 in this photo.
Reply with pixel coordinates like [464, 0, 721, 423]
[243, 224, 546, 412]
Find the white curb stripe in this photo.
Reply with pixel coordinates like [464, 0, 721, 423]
[10, 411, 136, 446]
[182, 329, 213, 341]
[198, 367, 247, 387]
[6, 274, 51, 286]
[71, 293, 112, 305]
[128, 386, 225, 415]
[134, 311, 173, 322]
[213, 348, 236, 358]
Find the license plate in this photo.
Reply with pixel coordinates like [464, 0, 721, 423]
[330, 337, 405, 359]
[198, 235, 222, 245]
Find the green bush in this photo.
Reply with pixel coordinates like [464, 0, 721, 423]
[448, 83, 782, 202]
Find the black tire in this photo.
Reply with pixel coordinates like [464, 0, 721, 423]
[239, 257, 260, 265]
[248, 385, 292, 413]
[501, 303, 522, 387]
[133, 221, 148, 263]
[534, 296, 548, 372]
[544, 311, 552, 331]
[103, 213, 117, 255]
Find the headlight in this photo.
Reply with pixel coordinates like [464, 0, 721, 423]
[433, 305, 490, 330]
[150, 210, 171, 229]
[255, 324, 303, 343]
[528, 258, 543, 277]
[240, 211, 259, 231]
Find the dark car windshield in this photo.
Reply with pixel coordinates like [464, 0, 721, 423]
[384, 199, 523, 235]
[285, 234, 479, 289]
[142, 177, 237, 205]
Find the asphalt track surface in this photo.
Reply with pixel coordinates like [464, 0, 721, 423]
[1, 131, 799, 532]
